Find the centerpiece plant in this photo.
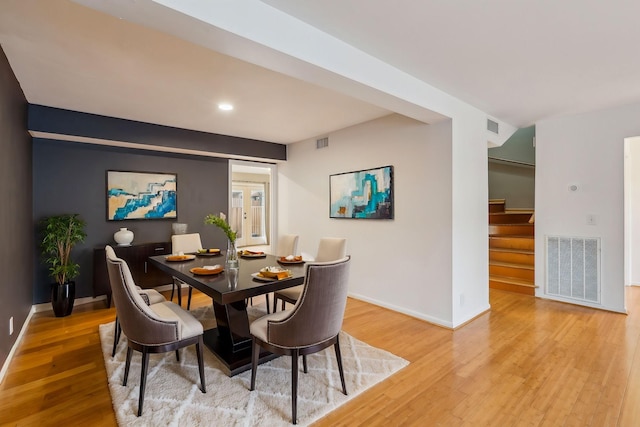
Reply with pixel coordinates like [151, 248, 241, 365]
[205, 213, 238, 267]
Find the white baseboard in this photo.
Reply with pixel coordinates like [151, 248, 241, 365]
[0, 306, 36, 384]
[347, 291, 455, 329]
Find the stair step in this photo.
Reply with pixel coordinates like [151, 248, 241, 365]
[489, 223, 534, 236]
[489, 275, 536, 296]
[489, 212, 534, 224]
[489, 199, 506, 213]
[489, 248, 534, 265]
[489, 235, 535, 251]
[489, 261, 534, 280]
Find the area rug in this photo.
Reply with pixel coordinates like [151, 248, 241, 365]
[99, 304, 408, 426]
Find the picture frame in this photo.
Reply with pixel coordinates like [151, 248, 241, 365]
[106, 170, 177, 221]
[330, 165, 394, 219]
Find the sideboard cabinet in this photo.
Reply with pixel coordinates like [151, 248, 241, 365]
[93, 242, 172, 307]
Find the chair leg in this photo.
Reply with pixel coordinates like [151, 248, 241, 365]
[187, 286, 193, 310]
[334, 336, 347, 395]
[175, 349, 180, 362]
[292, 348, 299, 425]
[112, 316, 121, 357]
[123, 347, 133, 386]
[250, 338, 260, 391]
[138, 348, 150, 417]
[196, 336, 206, 393]
[302, 354, 308, 373]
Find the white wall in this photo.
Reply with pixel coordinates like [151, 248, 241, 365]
[279, 113, 490, 327]
[535, 102, 640, 313]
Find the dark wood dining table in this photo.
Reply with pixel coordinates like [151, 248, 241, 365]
[148, 252, 306, 376]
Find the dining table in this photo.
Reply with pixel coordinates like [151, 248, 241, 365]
[148, 251, 306, 376]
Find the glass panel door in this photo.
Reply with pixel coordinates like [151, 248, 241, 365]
[231, 183, 267, 247]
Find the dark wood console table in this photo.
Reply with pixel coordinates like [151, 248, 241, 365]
[93, 242, 172, 307]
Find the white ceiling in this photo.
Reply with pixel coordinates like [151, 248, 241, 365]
[2, 0, 640, 144]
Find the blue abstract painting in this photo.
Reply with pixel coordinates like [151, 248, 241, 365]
[330, 166, 394, 219]
[107, 171, 177, 220]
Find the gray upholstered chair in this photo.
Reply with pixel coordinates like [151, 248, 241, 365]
[250, 256, 351, 424]
[171, 233, 203, 309]
[112, 286, 165, 357]
[273, 237, 346, 312]
[105, 245, 206, 417]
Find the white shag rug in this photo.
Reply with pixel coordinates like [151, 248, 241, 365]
[100, 304, 408, 426]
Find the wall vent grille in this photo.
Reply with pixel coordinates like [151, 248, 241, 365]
[316, 137, 328, 149]
[546, 236, 600, 303]
[487, 119, 499, 134]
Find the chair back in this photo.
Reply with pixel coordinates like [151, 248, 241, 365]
[267, 256, 350, 347]
[105, 245, 180, 345]
[315, 237, 347, 262]
[171, 233, 202, 254]
[277, 234, 299, 256]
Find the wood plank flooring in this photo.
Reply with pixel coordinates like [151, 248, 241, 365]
[2, 288, 640, 426]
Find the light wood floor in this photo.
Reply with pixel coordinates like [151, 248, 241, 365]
[2, 288, 640, 426]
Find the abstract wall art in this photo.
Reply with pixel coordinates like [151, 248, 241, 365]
[330, 165, 394, 219]
[107, 170, 177, 220]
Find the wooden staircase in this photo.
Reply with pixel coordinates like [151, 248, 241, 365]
[489, 199, 536, 295]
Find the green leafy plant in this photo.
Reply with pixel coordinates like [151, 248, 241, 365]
[204, 213, 237, 243]
[40, 214, 87, 285]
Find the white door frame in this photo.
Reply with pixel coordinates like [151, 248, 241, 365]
[229, 160, 278, 250]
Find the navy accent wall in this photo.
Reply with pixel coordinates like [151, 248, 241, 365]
[0, 46, 31, 368]
[28, 104, 287, 161]
[33, 139, 233, 304]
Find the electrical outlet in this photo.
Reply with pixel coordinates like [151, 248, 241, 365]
[9, 316, 13, 335]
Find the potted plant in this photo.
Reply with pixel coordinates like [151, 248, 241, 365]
[40, 214, 87, 317]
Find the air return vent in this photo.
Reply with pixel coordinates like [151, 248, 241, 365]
[487, 119, 499, 134]
[546, 236, 600, 304]
[316, 137, 328, 149]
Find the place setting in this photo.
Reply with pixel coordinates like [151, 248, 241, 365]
[240, 249, 267, 258]
[251, 265, 293, 281]
[277, 254, 305, 265]
[165, 253, 196, 262]
[196, 248, 222, 257]
[190, 264, 224, 276]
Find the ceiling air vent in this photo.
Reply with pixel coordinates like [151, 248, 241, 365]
[487, 119, 499, 134]
[316, 137, 329, 149]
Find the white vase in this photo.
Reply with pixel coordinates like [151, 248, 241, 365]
[114, 227, 134, 246]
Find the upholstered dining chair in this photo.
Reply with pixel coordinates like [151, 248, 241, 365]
[105, 245, 206, 417]
[249, 256, 351, 424]
[277, 234, 299, 257]
[112, 286, 165, 357]
[256, 234, 299, 314]
[272, 237, 346, 312]
[171, 233, 203, 310]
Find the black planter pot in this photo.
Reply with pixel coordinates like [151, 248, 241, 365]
[51, 281, 75, 317]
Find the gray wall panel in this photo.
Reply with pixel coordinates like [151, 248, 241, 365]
[0, 47, 31, 368]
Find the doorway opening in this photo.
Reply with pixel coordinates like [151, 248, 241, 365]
[229, 160, 276, 251]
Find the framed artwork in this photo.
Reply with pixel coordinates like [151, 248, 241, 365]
[330, 165, 394, 219]
[107, 170, 177, 220]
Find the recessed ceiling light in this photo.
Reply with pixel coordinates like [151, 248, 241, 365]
[218, 103, 234, 111]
